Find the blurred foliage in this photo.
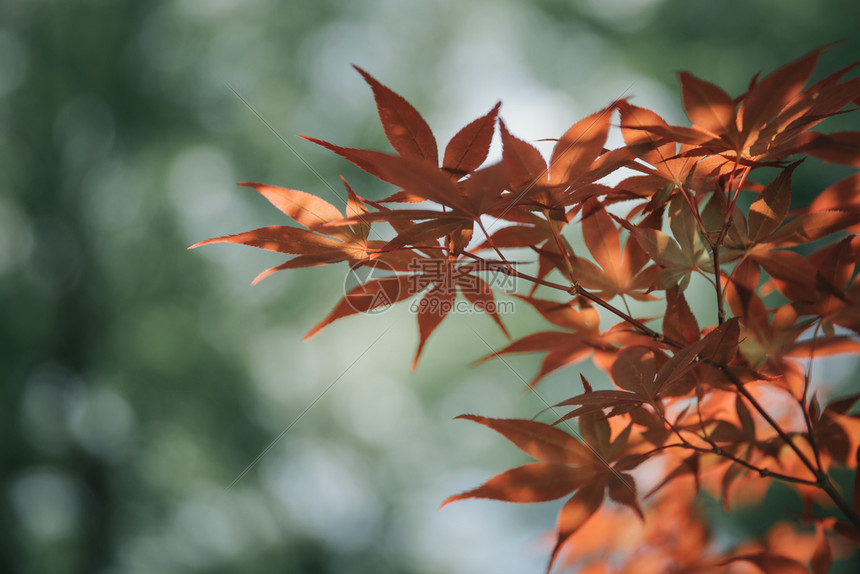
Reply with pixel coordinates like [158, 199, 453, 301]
[1, 0, 857, 572]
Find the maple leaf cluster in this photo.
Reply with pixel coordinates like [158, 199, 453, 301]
[192, 49, 860, 571]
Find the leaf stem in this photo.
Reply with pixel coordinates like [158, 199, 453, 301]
[712, 242, 726, 325]
[821, 478, 860, 529]
[542, 208, 578, 284]
[712, 161, 752, 326]
[800, 321, 825, 474]
[476, 218, 515, 275]
[676, 182, 708, 237]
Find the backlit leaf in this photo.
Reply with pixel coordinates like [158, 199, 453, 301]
[412, 284, 457, 369]
[547, 482, 605, 573]
[500, 119, 548, 189]
[679, 71, 737, 138]
[664, 286, 700, 345]
[305, 274, 418, 339]
[582, 199, 622, 279]
[454, 415, 595, 465]
[811, 522, 833, 574]
[611, 347, 657, 401]
[443, 102, 500, 175]
[748, 162, 798, 243]
[721, 553, 809, 574]
[240, 182, 347, 234]
[742, 48, 822, 142]
[354, 65, 438, 163]
[440, 462, 595, 507]
[550, 106, 613, 185]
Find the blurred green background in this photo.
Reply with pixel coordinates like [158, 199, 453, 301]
[2, 0, 858, 572]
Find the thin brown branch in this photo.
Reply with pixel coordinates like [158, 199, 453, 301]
[712, 243, 726, 325]
[542, 208, 578, 284]
[476, 218, 515, 275]
[415, 244, 860, 528]
[661, 411, 817, 487]
[800, 321, 825, 473]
